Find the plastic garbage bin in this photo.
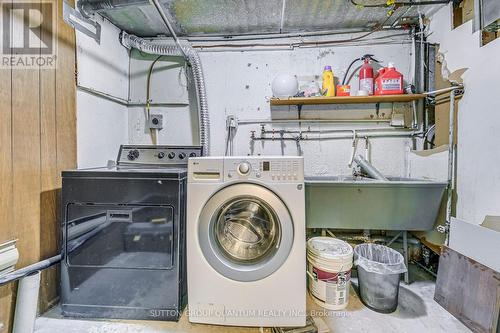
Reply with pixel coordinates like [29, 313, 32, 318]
[353, 243, 407, 313]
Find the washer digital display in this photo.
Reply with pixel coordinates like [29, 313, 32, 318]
[262, 161, 270, 171]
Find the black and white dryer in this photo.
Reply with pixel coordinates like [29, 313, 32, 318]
[61, 145, 202, 321]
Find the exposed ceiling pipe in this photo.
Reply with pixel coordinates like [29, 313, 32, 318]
[350, 0, 451, 8]
[77, 0, 149, 18]
[76, 0, 416, 43]
[149, 0, 189, 62]
[190, 10, 400, 49]
[76, 0, 189, 60]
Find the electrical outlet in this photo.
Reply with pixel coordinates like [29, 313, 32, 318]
[149, 114, 163, 130]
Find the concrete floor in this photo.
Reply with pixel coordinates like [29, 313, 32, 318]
[35, 268, 470, 333]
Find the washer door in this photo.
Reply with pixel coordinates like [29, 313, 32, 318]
[198, 183, 294, 282]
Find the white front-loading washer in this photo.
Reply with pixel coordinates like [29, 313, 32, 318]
[187, 156, 306, 327]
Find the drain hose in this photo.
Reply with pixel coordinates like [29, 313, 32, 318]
[120, 31, 210, 155]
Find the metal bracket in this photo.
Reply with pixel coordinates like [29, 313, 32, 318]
[63, 1, 101, 44]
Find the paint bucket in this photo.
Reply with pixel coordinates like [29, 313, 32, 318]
[306, 237, 353, 310]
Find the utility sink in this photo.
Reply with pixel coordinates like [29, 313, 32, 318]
[305, 176, 447, 231]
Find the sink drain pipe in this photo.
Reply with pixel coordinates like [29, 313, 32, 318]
[12, 271, 41, 333]
[353, 155, 389, 181]
[121, 32, 210, 155]
[0, 254, 61, 333]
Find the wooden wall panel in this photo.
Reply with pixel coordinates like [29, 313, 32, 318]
[0, 6, 13, 246]
[55, 0, 77, 175]
[39, 0, 60, 314]
[0, 0, 14, 329]
[11, 47, 42, 270]
[0, 0, 76, 330]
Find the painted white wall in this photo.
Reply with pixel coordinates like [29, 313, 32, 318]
[428, 5, 500, 224]
[76, 15, 129, 168]
[128, 34, 417, 177]
[128, 51, 200, 146]
[76, 92, 129, 168]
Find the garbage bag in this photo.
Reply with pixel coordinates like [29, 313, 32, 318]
[354, 243, 407, 275]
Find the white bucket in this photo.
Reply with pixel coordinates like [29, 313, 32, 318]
[307, 237, 353, 310]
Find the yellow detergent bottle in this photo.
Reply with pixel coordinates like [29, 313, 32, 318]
[322, 66, 335, 96]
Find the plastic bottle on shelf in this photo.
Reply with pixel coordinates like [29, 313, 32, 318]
[322, 66, 336, 97]
[374, 62, 404, 95]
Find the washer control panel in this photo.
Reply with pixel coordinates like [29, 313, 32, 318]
[225, 157, 303, 182]
[117, 145, 203, 165]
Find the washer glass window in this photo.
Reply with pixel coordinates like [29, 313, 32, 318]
[198, 183, 294, 282]
[213, 197, 280, 264]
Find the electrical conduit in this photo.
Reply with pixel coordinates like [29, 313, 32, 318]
[120, 31, 210, 155]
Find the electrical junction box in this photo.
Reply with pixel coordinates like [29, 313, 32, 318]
[149, 114, 163, 129]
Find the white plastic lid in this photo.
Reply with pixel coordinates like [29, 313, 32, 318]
[307, 237, 353, 260]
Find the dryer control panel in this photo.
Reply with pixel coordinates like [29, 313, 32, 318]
[224, 156, 304, 183]
[117, 145, 203, 166]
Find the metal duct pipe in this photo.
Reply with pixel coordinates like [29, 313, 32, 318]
[77, 0, 149, 18]
[353, 155, 389, 181]
[121, 32, 210, 155]
[150, 0, 188, 61]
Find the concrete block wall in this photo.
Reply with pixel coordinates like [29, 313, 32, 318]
[127, 35, 417, 177]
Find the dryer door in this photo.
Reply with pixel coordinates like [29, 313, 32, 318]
[198, 183, 294, 282]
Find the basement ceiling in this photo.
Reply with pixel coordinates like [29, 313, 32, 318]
[91, 0, 448, 37]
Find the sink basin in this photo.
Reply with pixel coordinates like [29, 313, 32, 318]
[305, 176, 447, 231]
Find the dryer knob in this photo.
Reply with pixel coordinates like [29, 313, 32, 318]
[127, 149, 139, 160]
[238, 162, 251, 175]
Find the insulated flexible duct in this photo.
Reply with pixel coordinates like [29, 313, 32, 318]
[120, 32, 210, 155]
